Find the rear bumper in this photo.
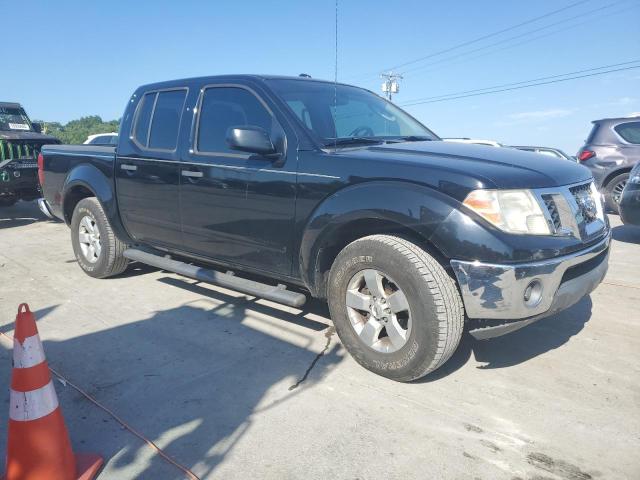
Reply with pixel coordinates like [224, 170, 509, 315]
[37, 198, 55, 219]
[451, 233, 610, 337]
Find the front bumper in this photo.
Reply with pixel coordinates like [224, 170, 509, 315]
[451, 233, 610, 338]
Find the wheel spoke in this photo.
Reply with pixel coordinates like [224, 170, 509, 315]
[87, 244, 95, 259]
[346, 290, 371, 311]
[386, 317, 408, 349]
[363, 269, 385, 299]
[387, 290, 409, 313]
[79, 233, 91, 244]
[359, 317, 383, 346]
[93, 241, 102, 258]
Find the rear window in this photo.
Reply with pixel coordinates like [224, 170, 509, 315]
[614, 121, 640, 144]
[132, 89, 187, 150]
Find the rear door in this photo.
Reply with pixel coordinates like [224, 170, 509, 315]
[179, 82, 298, 275]
[115, 88, 188, 249]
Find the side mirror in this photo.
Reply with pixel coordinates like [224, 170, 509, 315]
[226, 126, 277, 156]
[31, 122, 42, 133]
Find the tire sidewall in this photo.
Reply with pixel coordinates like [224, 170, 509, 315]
[605, 173, 629, 213]
[71, 200, 111, 277]
[328, 238, 443, 380]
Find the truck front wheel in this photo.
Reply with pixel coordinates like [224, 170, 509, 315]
[327, 235, 464, 382]
[71, 197, 128, 278]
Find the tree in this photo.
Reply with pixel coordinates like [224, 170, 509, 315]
[35, 116, 120, 144]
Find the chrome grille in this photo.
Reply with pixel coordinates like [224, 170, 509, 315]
[542, 194, 562, 231]
[569, 182, 598, 224]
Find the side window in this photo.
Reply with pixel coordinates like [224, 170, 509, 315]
[197, 87, 273, 154]
[614, 121, 640, 144]
[148, 90, 187, 150]
[285, 100, 313, 129]
[133, 92, 156, 147]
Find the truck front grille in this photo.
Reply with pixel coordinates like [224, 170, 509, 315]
[569, 182, 599, 224]
[536, 181, 605, 240]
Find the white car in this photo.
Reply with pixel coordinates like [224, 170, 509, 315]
[442, 137, 504, 147]
[83, 133, 118, 146]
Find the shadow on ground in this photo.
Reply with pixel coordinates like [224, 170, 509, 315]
[420, 295, 593, 383]
[0, 296, 342, 479]
[0, 200, 48, 229]
[612, 224, 640, 244]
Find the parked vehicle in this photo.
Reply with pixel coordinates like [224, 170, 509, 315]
[442, 138, 504, 147]
[620, 162, 640, 226]
[39, 75, 610, 381]
[511, 146, 577, 162]
[1, 102, 59, 207]
[577, 116, 640, 212]
[84, 133, 118, 146]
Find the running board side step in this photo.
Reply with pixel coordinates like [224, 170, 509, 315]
[123, 248, 307, 308]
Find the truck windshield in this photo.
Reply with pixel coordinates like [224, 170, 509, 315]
[267, 79, 437, 146]
[0, 106, 32, 132]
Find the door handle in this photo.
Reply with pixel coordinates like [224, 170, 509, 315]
[181, 170, 203, 178]
[120, 164, 137, 171]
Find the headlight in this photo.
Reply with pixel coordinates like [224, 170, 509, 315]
[463, 189, 551, 235]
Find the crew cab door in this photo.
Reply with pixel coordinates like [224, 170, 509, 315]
[115, 88, 188, 249]
[179, 83, 297, 275]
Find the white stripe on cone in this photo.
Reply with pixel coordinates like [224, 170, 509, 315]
[9, 380, 59, 421]
[13, 334, 46, 369]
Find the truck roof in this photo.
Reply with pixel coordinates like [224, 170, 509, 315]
[0, 102, 22, 109]
[136, 74, 355, 92]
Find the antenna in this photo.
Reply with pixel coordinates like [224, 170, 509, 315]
[381, 71, 403, 101]
[333, 0, 338, 147]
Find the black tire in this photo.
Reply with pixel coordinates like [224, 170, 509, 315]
[604, 172, 629, 213]
[70, 197, 128, 278]
[327, 235, 464, 382]
[0, 195, 17, 207]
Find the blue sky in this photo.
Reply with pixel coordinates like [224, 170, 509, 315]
[2, 0, 639, 154]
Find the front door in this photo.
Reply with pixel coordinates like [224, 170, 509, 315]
[116, 88, 188, 249]
[179, 83, 297, 276]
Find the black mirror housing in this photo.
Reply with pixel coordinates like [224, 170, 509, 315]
[226, 126, 277, 156]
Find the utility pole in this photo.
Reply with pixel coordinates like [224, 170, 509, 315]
[381, 71, 403, 101]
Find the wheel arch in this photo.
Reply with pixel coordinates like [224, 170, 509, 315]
[62, 164, 131, 243]
[298, 181, 458, 298]
[602, 166, 632, 189]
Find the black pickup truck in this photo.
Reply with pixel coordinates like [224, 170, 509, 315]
[1, 102, 59, 207]
[40, 75, 611, 381]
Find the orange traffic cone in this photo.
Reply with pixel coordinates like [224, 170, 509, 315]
[2, 304, 103, 480]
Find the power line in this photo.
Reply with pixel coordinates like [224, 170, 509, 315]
[400, 0, 631, 77]
[399, 63, 640, 107]
[397, 3, 638, 79]
[401, 60, 640, 104]
[347, 0, 592, 81]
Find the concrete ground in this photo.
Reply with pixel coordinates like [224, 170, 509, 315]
[0, 200, 638, 480]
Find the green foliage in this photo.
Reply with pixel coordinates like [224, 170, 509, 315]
[35, 116, 120, 144]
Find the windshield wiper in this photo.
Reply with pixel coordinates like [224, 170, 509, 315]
[386, 135, 433, 143]
[323, 137, 386, 147]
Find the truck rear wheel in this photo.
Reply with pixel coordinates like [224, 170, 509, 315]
[71, 197, 128, 278]
[327, 235, 464, 382]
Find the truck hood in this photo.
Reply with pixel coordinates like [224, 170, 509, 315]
[349, 140, 592, 190]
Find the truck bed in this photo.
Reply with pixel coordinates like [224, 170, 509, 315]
[40, 144, 116, 221]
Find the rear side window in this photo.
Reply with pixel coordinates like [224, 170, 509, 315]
[148, 90, 187, 150]
[197, 87, 273, 154]
[614, 121, 640, 144]
[133, 92, 156, 146]
[132, 89, 187, 150]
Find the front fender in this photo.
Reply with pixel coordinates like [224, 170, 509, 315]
[298, 181, 459, 291]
